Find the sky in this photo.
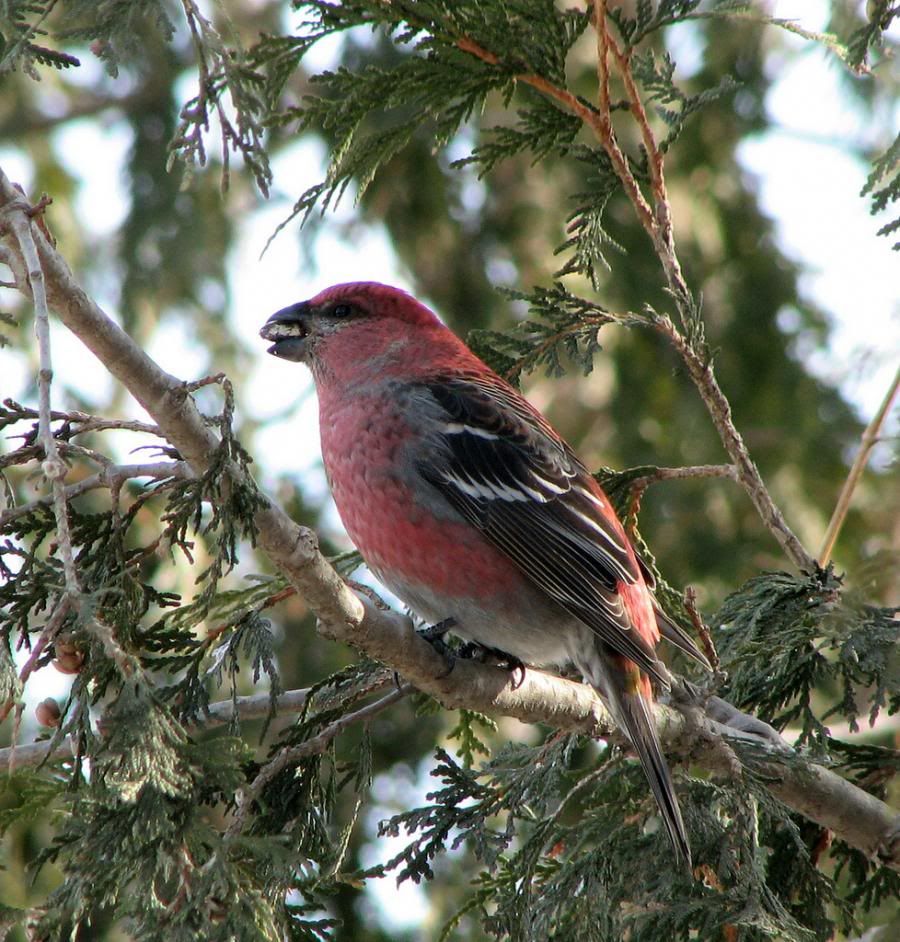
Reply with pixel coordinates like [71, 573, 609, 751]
[1, 0, 898, 930]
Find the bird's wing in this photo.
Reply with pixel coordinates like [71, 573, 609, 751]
[417, 373, 667, 686]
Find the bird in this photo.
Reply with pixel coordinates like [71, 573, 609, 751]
[260, 281, 709, 866]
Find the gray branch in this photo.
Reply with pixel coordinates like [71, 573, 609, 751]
[0, 460, 191, 527]
[1, 189, 80, 594]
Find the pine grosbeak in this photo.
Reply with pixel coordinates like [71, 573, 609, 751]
[260, 282, 708, 865]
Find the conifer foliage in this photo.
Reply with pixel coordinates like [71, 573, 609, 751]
[1, 2, 898, 940]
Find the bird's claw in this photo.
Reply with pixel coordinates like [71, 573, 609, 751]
[418, 617, 456, 642]
[705, 696, 793, 752]
[418, 618, 457, 679]
[457, 641, 527, 689]
[669, 679, 792, 752]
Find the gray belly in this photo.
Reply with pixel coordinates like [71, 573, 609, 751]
[373, 567, 587, 671]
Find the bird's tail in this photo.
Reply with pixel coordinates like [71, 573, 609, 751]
[598, 656, 692, 870]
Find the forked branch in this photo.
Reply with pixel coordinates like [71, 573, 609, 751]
[456, 8, 816, 571]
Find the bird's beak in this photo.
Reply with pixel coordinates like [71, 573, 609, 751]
[260, 302, 311, 362]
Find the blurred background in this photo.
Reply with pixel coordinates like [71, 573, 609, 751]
[1, 1, 898, 938]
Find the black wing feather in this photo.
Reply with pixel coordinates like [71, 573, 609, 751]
[419, 376, 667, 686]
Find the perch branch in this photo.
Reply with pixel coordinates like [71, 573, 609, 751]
[2, 668, 897, 870]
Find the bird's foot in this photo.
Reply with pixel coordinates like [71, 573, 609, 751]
[418, 618, 457, 679]
[418, 617, 456, 642]
[705, 696, 793, 752]
[669, 678, 792, 752]
[457, 641, 527, 689]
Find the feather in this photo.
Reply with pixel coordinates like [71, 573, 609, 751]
[418, 373, 672, 688]
[600, 658, 692, 869]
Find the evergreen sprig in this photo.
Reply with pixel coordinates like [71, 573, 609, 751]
[846, 1, 899, 71]
[168, 2, 271, 194]
[715, 570, 899, 750]
[862, 131, 900, 250]
[0, 0, 81, 77]
[52, 0, 175, 77]
[609, 0, 704, 47]
[451, 99, 582, 177]
[384, 741, 847, 941]
[631, 49, 740, 153]
[468, 282, 614, 381]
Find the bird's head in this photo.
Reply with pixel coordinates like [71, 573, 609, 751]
[260, 282, 444, 369]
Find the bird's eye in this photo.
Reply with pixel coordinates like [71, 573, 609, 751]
[331, 303, 352, 318]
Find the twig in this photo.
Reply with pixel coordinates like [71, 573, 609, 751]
[0, 685, 317, 769]
[0, 192, 137, 678]
[683, 586, 719, 672]
[589, 1, 657, 237]
[17, 595, 73, 683]
[0, 460, 191, 528]
[226, 685, 412, 837]
[457, 34, 656, 234]
[597, 6, 689, 307]
[818, 365, 900, 567]
[0, 595, 72, 725]
[652, 314, 815, 570]
[2, 399, 162, 437]
[7, 702, 25, 773]
[201, 583, 297, 646]
[457, 19, 815, 572]
[2, 192, 80, 596]
[628, 464, 739, 491]
[203, 686, 314, 728]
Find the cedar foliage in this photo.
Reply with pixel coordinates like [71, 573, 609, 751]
[1, 2, 898, 940]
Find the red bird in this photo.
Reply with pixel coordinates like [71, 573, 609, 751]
[260, 282, 708, 865]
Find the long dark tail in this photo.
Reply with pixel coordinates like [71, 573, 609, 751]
[600, 662, 692, 869]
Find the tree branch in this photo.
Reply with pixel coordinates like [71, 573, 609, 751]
[0, 460, 191, 527]
[1, 189, 80, 596]
[0, 167, 896, 870]
[0, 685, 316, 769]
[818, 364, 900, 566]
[226, 684, 412, 837]
[3, 668, 897, 870]
[457, 16, 817, 572]
[1, 398, 162, 437]
[651, 313, 816, 570]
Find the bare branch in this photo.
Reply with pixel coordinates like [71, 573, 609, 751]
[1, 685, 316, 770]
[1, 190, 80, 596]
[629, 464, 739, 489]
[818, 365, 900, 566]
[226, 684, 412, 837]
[0, 460, 191, 528]
[683, 586, 720, 672]
[1, 398, 162, 437]
[651, 313, 816, 570]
